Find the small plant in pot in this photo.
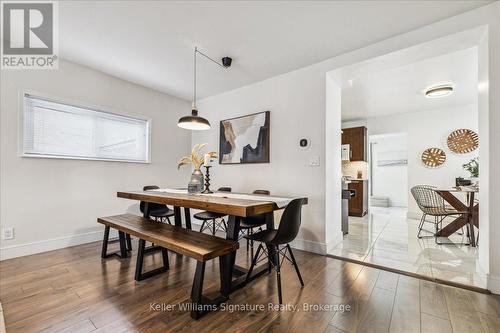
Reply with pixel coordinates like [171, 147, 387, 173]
[463, 157, 479, 186]
[178, 144, 217, 193]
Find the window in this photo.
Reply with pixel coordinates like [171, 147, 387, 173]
[22, 94, 150, 163]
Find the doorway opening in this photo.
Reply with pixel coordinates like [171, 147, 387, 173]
[369, 132, 408, 210]
[326, 27, 487, 290]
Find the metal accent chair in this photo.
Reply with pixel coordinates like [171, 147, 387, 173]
[240, 190, 270, 258]
[140, 185, 175, 224]
[410, 185, 468, 244]
[195, 187, 231, 235]
[245, 198, 306, 304]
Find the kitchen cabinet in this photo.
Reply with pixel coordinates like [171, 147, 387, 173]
[342, 126, 367, 162]
[348, 180, 368, 217]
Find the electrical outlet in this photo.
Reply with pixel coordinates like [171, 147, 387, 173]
[1, 227, 14, 240]
[309, 156, 320, 166]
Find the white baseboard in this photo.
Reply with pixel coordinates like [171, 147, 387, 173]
[487, 274, 500, 295]
[290, 238, 327, 255]
[0, 222, 327, 260]
[326, 232, 344, 254]
[192, 218, 328, 255]
[406, 211, 422, 220]
[0, 229, 116, 261]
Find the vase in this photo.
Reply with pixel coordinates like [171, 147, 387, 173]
[469, 177, 479, 187]
[188, 169, 204, 194]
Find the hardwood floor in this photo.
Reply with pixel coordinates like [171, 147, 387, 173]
[1, 238, 499, 333]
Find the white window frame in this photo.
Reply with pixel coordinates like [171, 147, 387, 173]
[19, 91, 152, 163]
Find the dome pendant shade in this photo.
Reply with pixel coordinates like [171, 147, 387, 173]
[177, 47, 230, 131]
[177, 109, 211, 130]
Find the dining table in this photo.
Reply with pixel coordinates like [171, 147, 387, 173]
[435, 187, 479, 246]
[117, 188, 308, 293]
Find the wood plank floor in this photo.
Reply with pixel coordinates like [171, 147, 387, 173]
[1, 238, 499, 333]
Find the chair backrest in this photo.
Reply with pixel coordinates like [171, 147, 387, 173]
[242, 190, 271, 226]
[410, 185, 445, 213]
[272, 198, 306, 244]
[253, 189, 270, 195]
[140, 185, 167, 213]
[218, 187, 232, 192]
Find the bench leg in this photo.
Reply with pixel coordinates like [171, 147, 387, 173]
[135, 239, 145, 281]
[135, 239, 169, 281]
[101, 226, 110, 259]
[190, 259, 229, 320]
[118, 231, 128, 258]
[126, 234, 132, 251]
[101, 227, 132, 259]
[219, 254, 231, 298]
[191, 261, 206, 319]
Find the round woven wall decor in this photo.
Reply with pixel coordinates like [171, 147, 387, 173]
[422, 148, 446, 168]
[447, 129, 478, 154]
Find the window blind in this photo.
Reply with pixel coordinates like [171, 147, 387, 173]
[22, 94, 150, 163]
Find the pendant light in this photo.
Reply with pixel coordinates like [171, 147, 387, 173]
[177, 47, 232, 130]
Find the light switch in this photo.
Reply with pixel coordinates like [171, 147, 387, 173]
[309, 156, 320, 166]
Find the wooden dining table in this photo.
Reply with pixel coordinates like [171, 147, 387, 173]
[435, 187, 479, 246]
[117, 189, 307, 293]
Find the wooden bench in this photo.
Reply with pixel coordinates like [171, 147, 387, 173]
[97, 214, 239, 319]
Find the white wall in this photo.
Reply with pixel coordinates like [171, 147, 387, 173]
[325, 76, 343, 252]
[0, 59, 191, 259]
[192, 67, 328, 253]
[367, 104, 478, 217]
[370, 134, 408, 207]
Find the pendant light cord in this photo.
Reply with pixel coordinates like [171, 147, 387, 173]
[195, 48, 228, 68]
[193, 47, 197, 110]
[192, 46, 230, 111]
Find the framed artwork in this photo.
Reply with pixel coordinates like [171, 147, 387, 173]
[219, 111, 270, 164]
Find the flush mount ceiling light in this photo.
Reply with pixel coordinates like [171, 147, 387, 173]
[177, 47, 232, 131]
[424, 84, 454, 98]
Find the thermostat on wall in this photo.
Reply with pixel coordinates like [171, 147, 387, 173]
[299, 138, 310, 149]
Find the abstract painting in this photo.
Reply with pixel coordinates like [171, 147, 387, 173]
[219, 111, 270, 164]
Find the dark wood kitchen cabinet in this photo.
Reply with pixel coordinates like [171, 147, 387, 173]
[342, 126, 367, 162]
[348, 180, 368, 217]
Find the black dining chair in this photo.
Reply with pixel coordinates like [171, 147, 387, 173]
[194, 187, 232, 235]
[140, 185, 175, 224]
[245, 198, 306, 304]
[239, 190, 270, 258]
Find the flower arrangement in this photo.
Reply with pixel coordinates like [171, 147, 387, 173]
[178, 143, 217, 170]
[463, 157, 479, 178]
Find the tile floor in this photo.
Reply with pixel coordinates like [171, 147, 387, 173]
[329, 207, 486, 288]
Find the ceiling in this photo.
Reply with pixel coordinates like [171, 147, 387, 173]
[341, 47, 478, 121]
[59, 1, 491, 101]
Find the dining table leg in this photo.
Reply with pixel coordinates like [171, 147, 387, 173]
[173, 206, 182, 226]
[143, 202, 150, 218]
[173, 206, 192, 229]
[184, 207, 192, 230]
[221, 215, 241, 293]
[436, 190, 479, 246]
[468, 192, 476, 247]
